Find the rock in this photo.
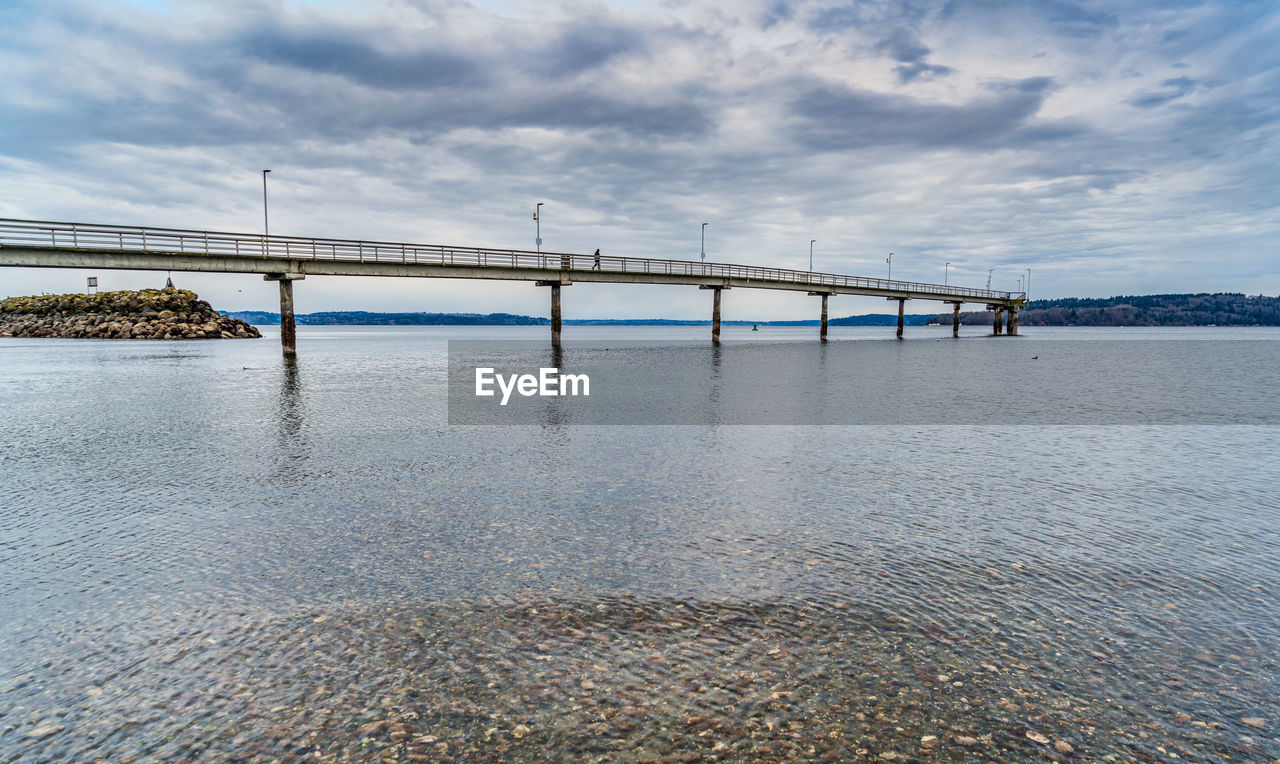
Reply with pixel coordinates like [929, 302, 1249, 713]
[512, 724, 530, 738]
[0, 289, 261, 341]
[1054, 740, 1074, 753]
[25, 724, 64, 739]
[1241, 717, 1266, 729]
[955, 736, 978, 747]
[356, 719, 388, 736]
[1026, 730, 1050, 744]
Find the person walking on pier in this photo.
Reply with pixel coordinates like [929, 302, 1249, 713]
[593, 249, 601, 270]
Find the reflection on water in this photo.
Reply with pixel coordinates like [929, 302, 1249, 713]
[274, 356, 307, 471]
[1, 327, 1278, 761]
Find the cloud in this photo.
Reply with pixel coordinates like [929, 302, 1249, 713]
[1127, 76, 1202, 108]
[939, 0, 1118, 37]
[875, 27, 954, 83]
[239, 26, 484, 90]
[787, 76, 1073, 151]
[1, 0, 1278, 315]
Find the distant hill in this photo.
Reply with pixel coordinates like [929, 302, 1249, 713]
[227, 311, 548, 326]
[928, 293, 1280, 327]
[226, 311, 931, 326]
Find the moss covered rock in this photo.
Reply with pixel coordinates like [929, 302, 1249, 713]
[0, 288, 261, 340]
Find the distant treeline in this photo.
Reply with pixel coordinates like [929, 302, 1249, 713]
[227, 311, 548, 326]
[227, 311, 930, 326]
[928, 293, 1280, 327]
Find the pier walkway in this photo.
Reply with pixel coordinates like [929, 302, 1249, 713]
[1, 218, 1026, 355]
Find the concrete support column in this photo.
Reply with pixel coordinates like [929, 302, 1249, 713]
[810, 291, 830, 342]
[264, 273, 304, 356]
[992, 306, 1004, 335]
[551, 283, 562, 347]
[896, 298, 905, 339]
[700, 285, 726, 345]
[279, 280, 297, 356]
[712, 287, 722, 345]
[951, 302, 962, 337]
[1007, 306, 1019, 336]
[536, 280, 569, 348]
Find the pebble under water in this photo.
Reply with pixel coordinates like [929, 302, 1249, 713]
[1, 326, 1278, 762]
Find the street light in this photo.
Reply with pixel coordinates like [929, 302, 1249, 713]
[534, 202, 544, 252]
[262, 169, 271, 236]
[701, 222, 708, 261]
[1025, 267, 1031, 301]
[945, 261, 950, 285]
[809, 240, 816, 272]
[887, 252, 893, 281]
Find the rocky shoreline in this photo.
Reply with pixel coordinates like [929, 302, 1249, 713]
[0, 288, 261, 340]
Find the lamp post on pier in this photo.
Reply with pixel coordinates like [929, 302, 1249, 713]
[534, 203, 544, 252]
[262, 169, 271, 236]
[701, 222, 708, 261]
[809, 239, 816, 272]
[887, 252, 893, 281]
[945, 261, 950, 285]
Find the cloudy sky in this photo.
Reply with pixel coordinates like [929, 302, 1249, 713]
[1, 0, 1277, 319]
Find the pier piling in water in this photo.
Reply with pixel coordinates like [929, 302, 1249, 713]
[264, 273, 304, 356]
[701, 285, 725, 344]
[894, 298, 905, 339]
[991, 305, 1004, 335]
[537, 280, 567, 348]
[949, 301, 962, 337]
[809, 292, 830, 341]
[1007, 306, 1019, 336]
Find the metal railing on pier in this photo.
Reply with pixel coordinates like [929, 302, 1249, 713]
[0, 218, 1021, 302]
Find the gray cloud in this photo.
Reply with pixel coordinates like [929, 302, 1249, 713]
[877, 27, 931, 63]
[761, 1, 797, 29]
[787, 76, 1074, 151]
[808, 1, 932, 31]
[875, 27, 954, 83]
[1128, 76, 1201, 108]
[939, 0, 1118, 37]
[0, 6, 715, 158]
[240, 27, 483, 90]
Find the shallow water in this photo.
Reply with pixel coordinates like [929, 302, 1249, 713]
[1, 326, 1278, 762]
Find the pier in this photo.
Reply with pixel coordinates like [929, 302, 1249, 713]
[1, 218, 1026, 355]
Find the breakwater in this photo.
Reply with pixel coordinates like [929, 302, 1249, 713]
[0, 288, 260, 339]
